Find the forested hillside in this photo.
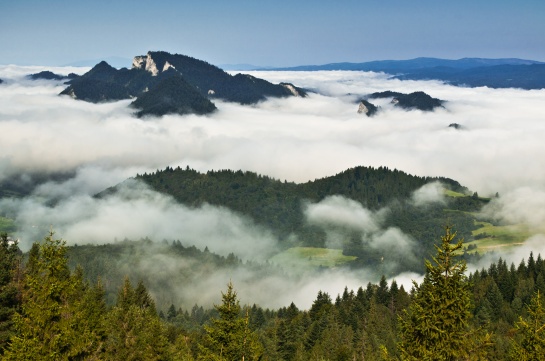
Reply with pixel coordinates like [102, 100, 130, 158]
[2, 229, 545, 360]
[101, 165, 489, 273]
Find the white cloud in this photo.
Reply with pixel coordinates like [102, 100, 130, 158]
[3, 67, 545, 308]
[411, 181, 446, 207]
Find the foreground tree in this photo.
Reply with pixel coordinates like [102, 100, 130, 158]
[102, 277, 172, 361]
[4, 232, 106, 360]
[510, 291, 545, 360]
[198, 281, 262, 361]
[0, 233, 21, 354]
[398, 226, 491, 360]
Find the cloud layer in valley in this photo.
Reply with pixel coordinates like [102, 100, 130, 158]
[2, 65, 545, 308]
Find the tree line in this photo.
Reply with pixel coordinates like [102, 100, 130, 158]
[2, 229, 545, 360]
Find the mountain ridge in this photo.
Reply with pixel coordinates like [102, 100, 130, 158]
[59, 51, 306, 116]
[269, 57, 545, 89]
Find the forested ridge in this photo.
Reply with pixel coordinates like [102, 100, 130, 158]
[2, 229, 545, 360]
[102, 165, 489, 273]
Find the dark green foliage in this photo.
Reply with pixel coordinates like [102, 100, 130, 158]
[394, 91, 444, 111]
[11, 229, 545, 360]
[131, 74, 216, 117]
[369, 90, 444, 111]
[103, 277, 172, 360]
[0, 170, 76, 199]
[398, 226, 491, 360]
[0, 233, 21, 354]
[114, 165, 478, 273]
[65, 238, 279, 309]
[198, 282, 262, 360]
[4, 232, 107, 360]
[510, 291, 545, 360]
[368, 91, 405, 99]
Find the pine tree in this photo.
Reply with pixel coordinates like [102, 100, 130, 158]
[3, 232, 106, 360]
[510, 291, 545, 360]
[198, 281, 262, 361]
[0, 233, 21, 354]
[103, 277, 171, 360]
[398, 226, 491, 360]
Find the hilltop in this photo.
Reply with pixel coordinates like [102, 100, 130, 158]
[59, 51, 306, 116]
[98, 165, 488, 273]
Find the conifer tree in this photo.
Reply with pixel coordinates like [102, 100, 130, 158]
[0, 233, 21, 354]
[398, 226, 491, 360]
[510, 291, 545, 360]
[3, 232, 106, 360]
[103, 277, 170, 360]
[198, 281, 262, 361]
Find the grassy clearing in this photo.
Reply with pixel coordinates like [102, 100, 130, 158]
[0, 217, 16, 233]
[465, 221, 532, 253]
[270, 247, 357, 272]
[444, 189, 468, 198]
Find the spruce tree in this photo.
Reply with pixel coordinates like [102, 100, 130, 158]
[398, 226, 491, 360]
[3, 232, 106, 360]
[103, 277, 170, 360]
[510, 291, 545, 360]
[198, 281, 262, 361]
[0, 233, 21, 354]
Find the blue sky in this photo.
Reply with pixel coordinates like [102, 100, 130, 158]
[1, 0, 545, 67]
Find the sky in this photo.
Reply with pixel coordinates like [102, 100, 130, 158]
[1, 0, 545, 67]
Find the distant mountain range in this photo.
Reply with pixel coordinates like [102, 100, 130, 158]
[272, 57, 545, 90]
[58, 51, 306, 117]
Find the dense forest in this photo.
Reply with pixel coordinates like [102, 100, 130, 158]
[99, 165, 489, 274]
[2, 228, 545, 360]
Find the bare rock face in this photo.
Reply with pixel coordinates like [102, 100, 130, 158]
[357, 100, 378, 116]
[132, 53, 160, 76]
[358, 101, 369, 114]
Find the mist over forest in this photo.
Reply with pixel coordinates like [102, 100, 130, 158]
[1, 64, 545, 309]
[2, 58, 545, 360]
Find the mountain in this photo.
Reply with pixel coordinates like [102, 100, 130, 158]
[357, 100, 378, 116]
[357, 91, 444, 115]
[272, 57, 545, 90]
[272, 57, 544, 72]
[131, 73, 217, 117]
[60, 51, 306, 116]
[131, 51, 306, 103]
[395, 63, 545, 89]
[27, 70, 68, 81]
[98, 165, 486, 273]
[367, 91, 444, 111]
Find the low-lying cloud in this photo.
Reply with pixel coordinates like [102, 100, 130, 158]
[0, 177, 279, 261]
[2, 65, 545, 308]
[411, 181, 446, 207]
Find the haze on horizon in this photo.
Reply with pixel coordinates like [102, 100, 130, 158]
[1, 1, 545, 67]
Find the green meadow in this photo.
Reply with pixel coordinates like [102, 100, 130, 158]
[269, 247, 357, 272]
